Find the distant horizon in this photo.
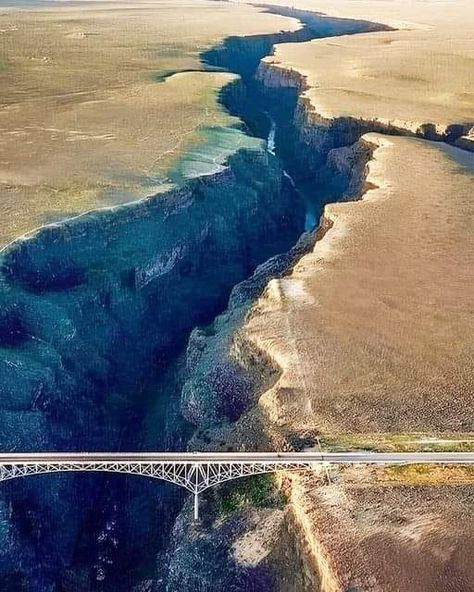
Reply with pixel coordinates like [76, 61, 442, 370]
[0, 0, 472, 588]
[0, 0, 149, 6]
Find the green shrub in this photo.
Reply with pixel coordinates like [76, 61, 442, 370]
[216, 474, 285, 518]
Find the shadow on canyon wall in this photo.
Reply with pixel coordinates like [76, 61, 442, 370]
[0, 6, 389, 591]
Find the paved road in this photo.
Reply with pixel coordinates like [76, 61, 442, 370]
[0, 452, 473, 464]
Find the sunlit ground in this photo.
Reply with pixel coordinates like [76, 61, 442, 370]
[0, 0, 297, 246]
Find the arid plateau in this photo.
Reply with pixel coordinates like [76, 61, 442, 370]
[0, 0, 472, 590]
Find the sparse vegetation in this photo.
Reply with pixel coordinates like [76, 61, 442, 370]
[380, 464, 474, 485]
[322, 433, 474, 453]
[0, 1, 292, 246]
[216, 474, 286, 519]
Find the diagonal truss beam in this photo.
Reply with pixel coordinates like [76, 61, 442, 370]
[0, 460, 317, 493]
[1, 452, 473, 519]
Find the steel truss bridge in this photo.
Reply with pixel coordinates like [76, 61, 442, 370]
[1, 452, 474, 519]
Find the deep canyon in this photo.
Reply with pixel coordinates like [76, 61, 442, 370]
[0, 3, 471, 591]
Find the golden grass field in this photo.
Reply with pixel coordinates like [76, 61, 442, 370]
[0, 0, 297, 246]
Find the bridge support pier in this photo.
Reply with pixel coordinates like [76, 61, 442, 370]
[2, 452, 472, 525]
[193, 491, 199, 521]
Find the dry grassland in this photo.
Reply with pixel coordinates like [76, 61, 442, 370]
[0, 0, 296, 245]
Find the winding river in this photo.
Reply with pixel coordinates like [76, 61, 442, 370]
[0, 6, 389, 591]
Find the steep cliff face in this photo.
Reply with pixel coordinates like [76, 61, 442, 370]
[178, 35, 473, 583]
[180, 137, 374, 430]
[257, 59, 474, 159]
[177, 139, 377, 589]
[175, 7, 473, 590]
[0, 148, 304, 450]
[0, 6, 389, 589]
[181, 231, 315, 432]
[178, 16, 387, 442]
[180, 46, 379, 431]
[0, 146, 305, 588]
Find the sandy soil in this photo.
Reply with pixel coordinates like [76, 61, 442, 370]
[255, 0, 474, 134]
[237, 132, 474, 589]
[283, 467, 474, 592]
[244, 134, 474, 441]
[0, 0, 297, 246]
[234, 3, 474, 587]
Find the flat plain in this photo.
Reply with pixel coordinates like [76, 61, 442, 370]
[244, 134, 474, 440]
[255, 0, 474, 138]
[0, 0, 296, 246]
[228, 2, 474, 588]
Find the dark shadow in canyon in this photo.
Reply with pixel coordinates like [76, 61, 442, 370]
[0, 6, 389, 591]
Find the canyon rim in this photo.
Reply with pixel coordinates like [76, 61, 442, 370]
[0, 0, 473, 590]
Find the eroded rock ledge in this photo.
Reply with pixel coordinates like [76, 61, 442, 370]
[176, 135, 376, 590]
[257, 59, 474, 153]
[181, 137, 374, 444]
[183, 128, 474, 588]
[0, 146, 305, 588]
[178, 27, 474, 586]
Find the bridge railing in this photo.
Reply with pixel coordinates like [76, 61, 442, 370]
[1, 452, 473, 519]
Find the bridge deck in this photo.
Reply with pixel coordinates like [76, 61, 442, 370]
[1, 452, 474, 463]
[2, 451, 473, 519]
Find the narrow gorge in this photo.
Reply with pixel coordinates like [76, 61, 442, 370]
[0, 4, 471, 591]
